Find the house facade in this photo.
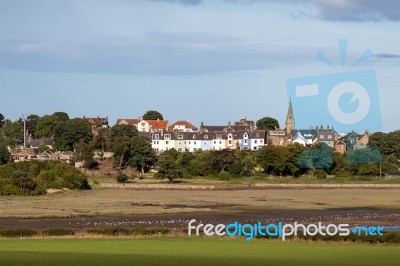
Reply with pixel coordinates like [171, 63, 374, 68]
[142, 130, 266, 153]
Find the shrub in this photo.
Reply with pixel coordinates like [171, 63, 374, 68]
[0, 161, 90, 195]
[42, 228, 75, 236]
[0, 228, 38, 238]
[217, 170, 231, 181]
[116, 173, 128, 183]
[314, 169, 327, 179]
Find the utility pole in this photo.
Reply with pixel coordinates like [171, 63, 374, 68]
[22, 114, 26, 160]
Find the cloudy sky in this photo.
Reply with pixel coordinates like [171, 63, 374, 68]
[1, 0, 399, 132]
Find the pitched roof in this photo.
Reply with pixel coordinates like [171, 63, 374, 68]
[27, 138, 55, 148]
[168, 120, 198, 131]
[83, 116, 108, 126]
[116, 118, 140, 125]
[146, 120, 168, 129]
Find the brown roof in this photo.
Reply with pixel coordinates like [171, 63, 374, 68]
[116, 118, 140, 125]
[83, 116, 108, 126]
[146, 120, 168, 130]
[168, 120, 198, 131]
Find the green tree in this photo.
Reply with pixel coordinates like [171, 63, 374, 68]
[142, 110, 163, 120]
[298, 143, 333, 170]
[110, 135, 132, 172]
[11, 170, 36, 193]
[128, 136, 157, 174]
[188, 151, 211, 176]
[109, 124, 138, 142]
[0, 113, 5, 127]
[26, 114, 40, 136]
[52, 112, 70, 121]
[35, 115, 60, 138]
[0, 142, 10, 165]
[257, 145, 286, 176]
[2, 121, 23, 147]
[209, 149, 239, 175]
[177, 151, 195, 175]
[92, 127, 108, 154]
[108, 124, 139, 171]
[256, 117, 280, 130]
[74, 140, 97, 170]
[156, 154, 183, 182]
[53, 118, 92, 151]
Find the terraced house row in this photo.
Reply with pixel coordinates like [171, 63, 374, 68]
[142, 130, 267, 153]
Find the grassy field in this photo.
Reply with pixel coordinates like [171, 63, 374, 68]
[0, 188, 399, 218]
[0, 238, 398, 266]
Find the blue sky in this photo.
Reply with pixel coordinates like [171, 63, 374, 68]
[1, 0, 399, 132]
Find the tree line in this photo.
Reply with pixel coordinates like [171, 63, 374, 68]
[0, 111, 399, 182]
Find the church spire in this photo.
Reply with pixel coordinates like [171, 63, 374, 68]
[285, 98, 295, 135]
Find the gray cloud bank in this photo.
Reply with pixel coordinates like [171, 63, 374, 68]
[150, 0, 400, 21]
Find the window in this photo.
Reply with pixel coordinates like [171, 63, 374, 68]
[260, 140, 263, 143]
[214, 141, 216, 144]
[156, 141, 159, 144]
[153, 141, 156, 144]
[228, 140, 232, 145]
[166, 141, 169, 145]
[155, 134, 159, 140]
[179, 142, 181, 145]
[194, 141, 196, 145]
[219, 141, 222, 144]
[255, 140, 258, 144]
[204, 135, 208, 139]
[328, 135, 332, 139]
[178, 148, 182, 152]
[320, 135, 324, 139]
[189, 141, 191, 145]
[177, 135, 183, 139]
[193, 134, 196, 139]
[164, 134, 171, 139]
[228, 134, 232, 139]
[204, 142, 207, 145]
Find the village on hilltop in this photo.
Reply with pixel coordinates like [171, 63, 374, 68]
[8, 101, 370, 163]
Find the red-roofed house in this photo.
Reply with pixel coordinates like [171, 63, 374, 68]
[137, 119, 168, 132]
[168, 120, 198, 132]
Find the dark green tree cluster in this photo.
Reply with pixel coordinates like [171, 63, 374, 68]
[155, 149, 257, 182]
[108, 124, 157, 173]
[256, 117, 279, 130]
[0, 161, 90, 195]
[142, 110, 163, 120]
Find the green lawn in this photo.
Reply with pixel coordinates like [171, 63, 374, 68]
[0, 238, 398, 266]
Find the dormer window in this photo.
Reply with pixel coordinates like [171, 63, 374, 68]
[154, 134, 159, 140]
[204, 135, 208, 139]
[177, 134, 183, 139]
[192, 134, 196, 139]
